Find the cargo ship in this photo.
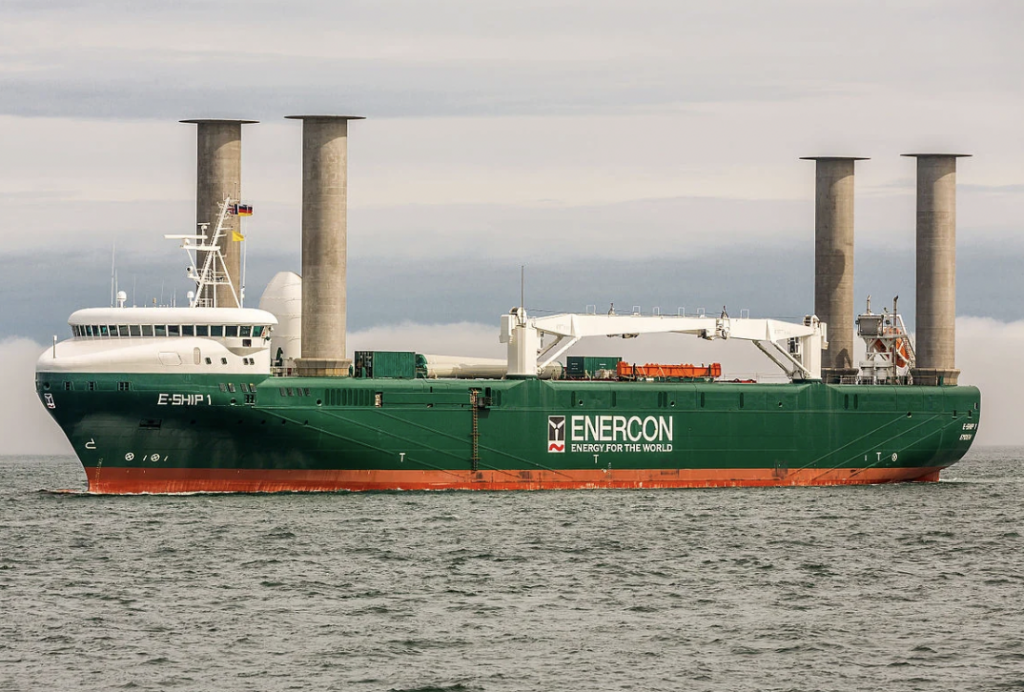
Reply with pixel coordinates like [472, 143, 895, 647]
[34, 118, 980, 493]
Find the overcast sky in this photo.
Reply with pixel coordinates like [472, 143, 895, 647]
[2, 0, 1022, 450]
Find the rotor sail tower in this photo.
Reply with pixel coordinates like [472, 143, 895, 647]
[903, 153, 971, 386]
[180, 118, 257, 308]
[287, 115, 365, 377]
[801, 156, 868, 383]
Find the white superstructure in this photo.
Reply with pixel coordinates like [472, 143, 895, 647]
[37, 307, 277, 375]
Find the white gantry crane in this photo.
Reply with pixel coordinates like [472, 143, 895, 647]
[500, 308, 828, 381]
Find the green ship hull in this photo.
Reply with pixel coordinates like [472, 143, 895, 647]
[36, 372, 981, 493]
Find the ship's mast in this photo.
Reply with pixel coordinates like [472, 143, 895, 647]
[165, 197, 241, 308]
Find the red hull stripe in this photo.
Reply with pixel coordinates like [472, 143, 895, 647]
[83, 466, 945, 494]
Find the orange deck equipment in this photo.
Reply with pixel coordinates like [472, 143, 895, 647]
[617, 362, 722, 380]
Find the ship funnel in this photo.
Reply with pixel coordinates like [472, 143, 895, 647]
[801, 156, 868, 383]
[180, 119, 258, 308]
[286, 115, 365, 377]
[902, 153, 971, 386]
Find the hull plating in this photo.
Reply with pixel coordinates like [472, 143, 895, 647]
[83, 466, 945, 494]
[37, 374, 980, 494]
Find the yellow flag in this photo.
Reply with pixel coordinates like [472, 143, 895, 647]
[232, 231, 245, 242]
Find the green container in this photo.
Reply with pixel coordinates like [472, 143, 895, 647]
[567, 356, 621, 378]
[353, 351, 417, 379]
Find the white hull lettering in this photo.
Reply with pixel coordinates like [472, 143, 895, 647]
[571, 443, 673, 454]
[570, 415, 673, 444]
[157, 393, 212, 406]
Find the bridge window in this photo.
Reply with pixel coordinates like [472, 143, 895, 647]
[196, 325, 209, 337]
[182, 325, 194, 336]
[129, 325, 141, 337]
[227, 383, 236, 393]
[168, 325, 180, 337]
[225, 326, 238, 337]
[118, 325, 129, 337]
[240, 326, 252, 337]
[211, 326, 224, 337]
[154, 325, 167, 337]
[253, 325, 264, 337]
[99, 325, 109, 337]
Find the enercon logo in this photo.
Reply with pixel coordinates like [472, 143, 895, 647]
[547, 416, 566, 453]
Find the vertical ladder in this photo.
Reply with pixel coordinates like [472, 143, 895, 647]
[470, 389, 480, 472]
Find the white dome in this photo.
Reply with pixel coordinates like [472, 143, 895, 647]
[259, 272, 302, 366]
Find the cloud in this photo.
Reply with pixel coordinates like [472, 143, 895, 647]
[7, 245, 1024, 347]
[2, 1, 1023, 120]
[0, 338, 73, 455]
[956, 317, 1024, 446]
[960, 183, 1024, 194]
[348, 321, 504, 359]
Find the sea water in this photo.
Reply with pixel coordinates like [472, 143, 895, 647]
[1, 449, 1022, 692]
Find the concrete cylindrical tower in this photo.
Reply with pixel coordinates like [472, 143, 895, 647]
[180, 118, 257, 308]
[286, 115, 365, 377]
[902, 153, 971, 386]
[801, 156, 868, 383]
